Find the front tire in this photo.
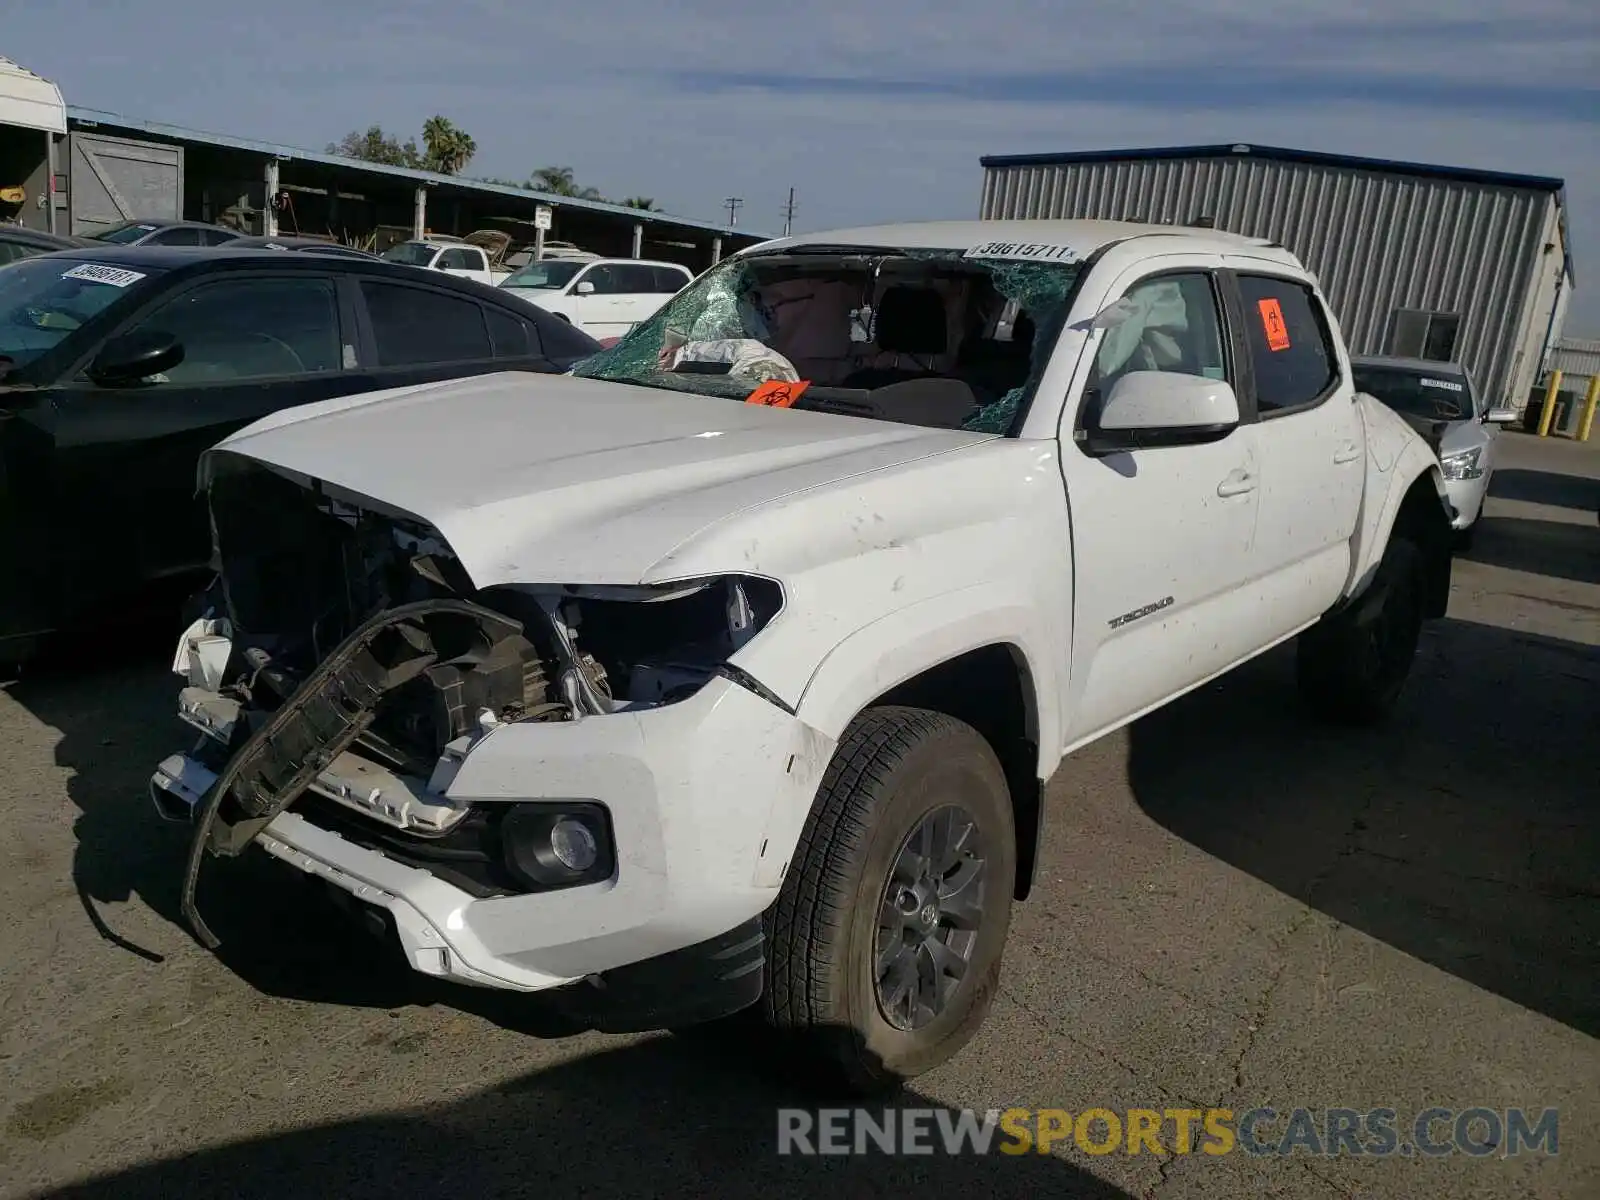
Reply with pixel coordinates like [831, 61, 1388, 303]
[1296, 536, 1424, 725]
[759, 706, 1016, 1094]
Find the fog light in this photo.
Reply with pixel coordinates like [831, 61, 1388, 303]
[550, 817, 599, 872]
[501, 802, 614, 891]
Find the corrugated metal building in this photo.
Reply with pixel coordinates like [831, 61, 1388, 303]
[979, 143, 1573, 412]
[1549, 336, 1600, 383]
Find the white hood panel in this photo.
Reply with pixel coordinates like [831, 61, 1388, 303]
[208, 371, 993, 586]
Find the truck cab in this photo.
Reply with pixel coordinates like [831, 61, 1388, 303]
[380, 237, 507, 286]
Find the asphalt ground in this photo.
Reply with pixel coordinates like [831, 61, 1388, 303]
[1, 429, 1596, 1199]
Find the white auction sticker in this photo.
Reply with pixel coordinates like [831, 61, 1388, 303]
[61, 263, 148, 288]
[1419, 377, 1464, 392]
[963, 241, 1082, 264]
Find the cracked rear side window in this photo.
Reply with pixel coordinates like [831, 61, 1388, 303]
[570, 248, 1082, 434]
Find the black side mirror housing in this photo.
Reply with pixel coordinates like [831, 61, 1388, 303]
[88, 330, 184, 386]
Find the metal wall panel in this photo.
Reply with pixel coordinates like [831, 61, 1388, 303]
[67, 131, 182, 236]
[981, 156, 1554, 404]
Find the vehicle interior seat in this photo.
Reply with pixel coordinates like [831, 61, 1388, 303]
[957, 311, 1036, 402]
[841, 285, 949, 389]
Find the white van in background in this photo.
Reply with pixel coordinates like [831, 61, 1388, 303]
[499, 258, 693, 338]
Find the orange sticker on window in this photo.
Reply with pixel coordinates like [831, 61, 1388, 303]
[1257, 298, 1291, 351]
[745, 380, 809, 407]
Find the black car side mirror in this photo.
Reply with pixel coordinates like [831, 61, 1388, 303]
[88, 330, 184, 386]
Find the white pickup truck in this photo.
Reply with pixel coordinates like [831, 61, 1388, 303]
[379, 236, 511, 286]
[151, 220, 1454, 1093]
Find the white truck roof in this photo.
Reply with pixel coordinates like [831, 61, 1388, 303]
[748, 219, 1297, 266]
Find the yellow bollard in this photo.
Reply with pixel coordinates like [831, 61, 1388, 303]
[1537, 370, 1563, 437]
[1577, 375, 1600, 443]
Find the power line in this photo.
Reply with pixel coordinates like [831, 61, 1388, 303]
[782, 187, 797, 237]
[724, 196, 744, 229]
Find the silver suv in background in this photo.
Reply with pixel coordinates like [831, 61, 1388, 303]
[1352, 355, 1519, 546]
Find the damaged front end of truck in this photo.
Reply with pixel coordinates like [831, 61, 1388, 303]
[157, 453, 788, 960]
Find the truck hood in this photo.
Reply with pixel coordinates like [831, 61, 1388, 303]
[205, 371, 994, 587]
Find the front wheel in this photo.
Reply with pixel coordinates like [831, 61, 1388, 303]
[1296, 536, 1424, 725]
[759, 706, 1016, 1094]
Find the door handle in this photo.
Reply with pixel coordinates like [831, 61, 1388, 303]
[1333, 442, 1362, 464]
[1217, 469, 1256, 497]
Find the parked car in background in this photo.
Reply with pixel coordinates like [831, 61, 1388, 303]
[500, 257, 693, 338]
[0, 225, 96, 265]
[86, 218, 244, 247]
[222, 236, 379, 260]
[1351, 355, 1519, 545]
[0, 246, 601, 668]
[502, 240, 600, 269]
[381, 236, 510, 286]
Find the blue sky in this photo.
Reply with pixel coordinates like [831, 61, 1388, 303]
[7, 0, 1598, 329]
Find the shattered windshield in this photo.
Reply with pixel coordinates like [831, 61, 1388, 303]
[501, 260, 585, 290]
[0, 257, 164, 368]
[381, 242, 439, 267]
[569, 244, 1085, 434]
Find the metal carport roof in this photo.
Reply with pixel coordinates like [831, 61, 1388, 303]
[0, 57, 66, 135]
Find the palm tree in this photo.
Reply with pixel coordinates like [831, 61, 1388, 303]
[621, 197, 658, 211]
[529, 166, 606, 202]
[529, 166, 578, 196]
[422, 116, 476, 176]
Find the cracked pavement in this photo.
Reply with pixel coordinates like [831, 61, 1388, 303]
[1, 431, 1596, 1199]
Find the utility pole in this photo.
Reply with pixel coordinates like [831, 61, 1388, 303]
[781, 187, 796, 237]
[724, 196, 743, 229]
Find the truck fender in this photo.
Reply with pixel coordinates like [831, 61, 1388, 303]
[792, 584, 1061, 783]
[1342, 395, 1454, 611]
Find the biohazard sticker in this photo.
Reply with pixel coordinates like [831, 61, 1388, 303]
[745, 380, 810, 407]
[1257, 298, 1291, 351]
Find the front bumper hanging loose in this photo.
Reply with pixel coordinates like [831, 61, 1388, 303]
[180, 597, 526, 949]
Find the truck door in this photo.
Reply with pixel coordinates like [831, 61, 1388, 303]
[1221, 264, 1364, 630]
[436, 246, 488, 284]
[1055, 258, 1265, 749]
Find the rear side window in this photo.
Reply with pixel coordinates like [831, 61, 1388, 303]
[437, 247, 481, 270]
[1235, 275, 1339, 415]
[614, 264, 658, 293]
[485, 305, 540, 358]
[360, 281, 492, 366]
[199, 228, 239, 246]
[652, 265, 689, 293]
[150, 227, 202, 247]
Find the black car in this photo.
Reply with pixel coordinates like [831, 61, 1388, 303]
[0, 245, 602, 666]
[85, 218, 243, 248]
[0, 225, 96, 266]
[222, 235, 380, 260]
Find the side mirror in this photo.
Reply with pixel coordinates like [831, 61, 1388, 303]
[1082, 371, 1239, 454]
[88, 330, 184, 386]
[1485, 406, 1519, 425]
[575, 280, 596, 295]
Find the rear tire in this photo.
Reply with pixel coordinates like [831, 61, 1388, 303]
[1296, 536, 1424, 725]
[758, 706, 1016, 1095]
